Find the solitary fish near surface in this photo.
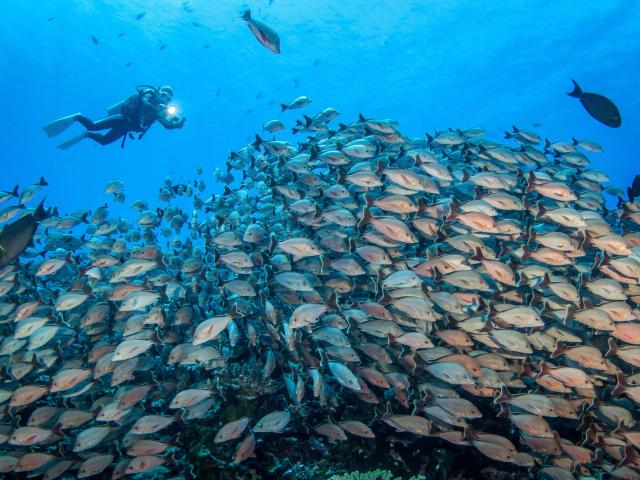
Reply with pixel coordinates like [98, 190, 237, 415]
[567, 79, 621, 127]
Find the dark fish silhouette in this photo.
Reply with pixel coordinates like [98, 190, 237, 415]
[628, 175, 640, 203]
[192, 21, 202, 27]
[0, 200, 48, 267]
[118, 32, 126, 38]
[91, 35, 99, 45]
[47, 17, 55, 22]
[567, 79, 621, 128]
[136, 12, 146, 20]
[241, 9, 280, 54]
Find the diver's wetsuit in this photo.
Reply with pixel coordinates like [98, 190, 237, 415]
[76, 114, 138, 145]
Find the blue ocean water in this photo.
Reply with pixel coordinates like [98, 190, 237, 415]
[1, 0, 638, 216]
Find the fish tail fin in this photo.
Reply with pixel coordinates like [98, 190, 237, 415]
[363, 194, 374, 208]
[473, 186, 483, 200]
[525, 171, 536, 193]
[590, 253, 603, 278]
[34, 199, 48, 221]
[417, 197, 427, 213]
[611, 372, 627, 397]
[496, 403, 510, 418]
[241, 9, 251, 21]
[462, 425, 478, 441]
[613, 420, 627, 436]
[522, 359, 538, 379]
[303, 115, 313, 127]
[358, 113, 366, 123]
[358, 206, 372, 228]
[326, 290, 340, 311]
[374, 159, 384, 176]
[572, 137, 580, 145]
[536, 361, 550, 379]
[39, 176, 48, 186]
[528, 290, 543, 307]
[562, 305, 575, 325]
[524, 225, 535, 246]
[378, 288, 392, 305]
[11, 185, 19, 197]
[338, 122, 348, 132]
[159, 284, 169, 303]
[504, 131, 513, 139]
[431, 266, 443, 282]
[567, 79, 583, 98]
[493, 385, 511, 405]
[52, 423, 65, 438]
[579, 229, 591, 250]
[469, 247, 485, 263]
[605, 338, 618, 357]
[280, 104, 288, 112]
[517, 270, 528, 287]
[337, 168, 346, 185]
[485, 299, 497, 318]
[252, 135, 263, 149]
[319, 253, 329, 274]
[425, 133, 434, 145]
[539, 272, 551, 287]
[512, 125, 519, 133]
[544, 138, 551, 152]
[551, 341, 565, 358]
[618, 445, 640, 469]
[309, 145, 320, 161]
[229, 303, 242, 319]
[535, 202, 546, 219]
[446, 199, 458, 222]
[498, 238, 512, 256]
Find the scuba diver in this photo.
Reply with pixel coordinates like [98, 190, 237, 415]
[42, 85, 185, 149]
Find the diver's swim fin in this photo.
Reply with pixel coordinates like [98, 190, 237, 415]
[42, 113, 81, 138]
[57, 131, 87, 150]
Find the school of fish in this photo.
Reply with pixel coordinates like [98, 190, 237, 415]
[2, 108, 640, 480]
